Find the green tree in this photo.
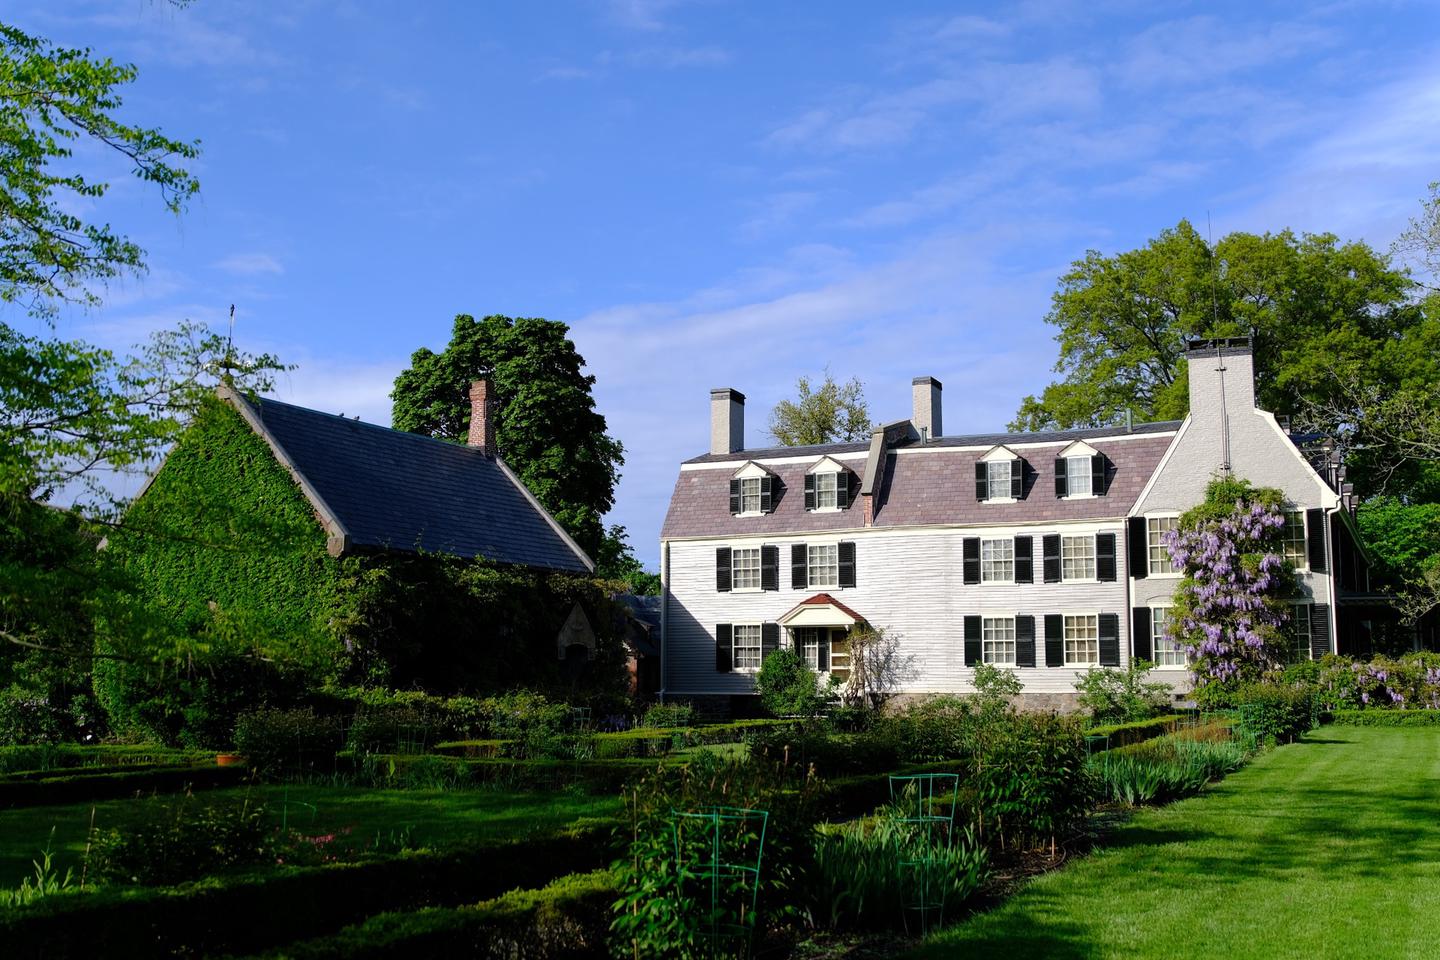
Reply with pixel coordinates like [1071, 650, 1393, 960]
[769, 369, 872, 445]
[1394, 180, 1439, 291]
[1013, 221, 1437, 500]
[390, 314, 623, 557]
[755, 647, 831, 717]
[592, 523, 660, 595]
[1357, 497, 1440, 626]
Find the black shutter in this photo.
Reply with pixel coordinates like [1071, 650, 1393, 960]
[1128, 516, 1149, 580]
[791, 544, 807, 590]
[1042, 534, 1062, 583]
[1011, 460, 1024, 499]
[1099, 613, 1120, 666]
[716, 547, 732, 592]
[761, 622, 780, 661]
[1016, 616, 1036, 667]
[1132, 607, 1153, 662]
[836, 472, 851, 510]
[761, 545, 778, 591]
[759, 475, 774, 513]
[1014, 536, 1034, 584]
[1097, 533, 1117, 582]
[1306, 508, 1327, 571]
[729, 479, 741, 515]
[964, 615, 982, 666]
[1092, 453, 1108, 496]
[974, 462, 988, 501]
[1044, 614, 1064, 666]
[838, 541, 857, 588]
[716, 623, 733, 672]
[962, 537, 981, 585]
[1054, 458, 1067, 498]
[1310, 603, 1331, 658]
[804, 473, 816, 511]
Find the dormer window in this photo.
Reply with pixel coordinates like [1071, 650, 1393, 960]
[1065, 456, 1092, 497]
[729, 462, 777, 516]
[804, 456, 853, 511]
[815, 471, 838, 509]
[740, 477, 762, 514]
[975, 446, 1024, 502]
[1055, 442, 1108, 498]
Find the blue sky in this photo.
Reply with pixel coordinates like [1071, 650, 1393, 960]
[13, 1, 1440, 565]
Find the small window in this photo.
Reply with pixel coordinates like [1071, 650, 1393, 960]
[1285, 604, 1312, 662]
[815, 471, 838, 509]
[986, 459, 1013, 500]
[1064, 614, 1100, 666]
[1281, 511, 1307, 568]
[981, 538, 1015, 583]
[1061, 535, 1097, 581]
[1152, 607, 1185, 667]
[731, 547, 761, 591]
[1147, 517, 1180, 575]
[740, 477, 762, 514]
[732, 624, 762, 671]
[808, 543, 839, 588]
[795, 626, 825, 671]
[1065, 457, 1092, 497]
[982, 617, 1017, 665]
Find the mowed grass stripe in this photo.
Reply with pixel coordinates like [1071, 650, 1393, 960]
[916, 727, 1440, 960]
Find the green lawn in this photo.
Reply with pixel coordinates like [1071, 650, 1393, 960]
[0, 784, 621, 888]
[917, 727, 1440, 960]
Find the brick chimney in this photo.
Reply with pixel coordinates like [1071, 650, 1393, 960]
[710, 388, 745, 455]
[468, 379, 497, 456]
[912, 376, 942, 441]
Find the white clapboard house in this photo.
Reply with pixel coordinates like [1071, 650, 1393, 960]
[658, 338, 1375, 712]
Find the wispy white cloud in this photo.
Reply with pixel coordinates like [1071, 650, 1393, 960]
[213, 253, 284, 276]
[1114, 15, 1338, 89]
[605, 0, 685, 32]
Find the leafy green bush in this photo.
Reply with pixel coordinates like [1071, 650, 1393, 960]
[639, 702, 693, 729]
[1074, 659, 1173, 724]
[1084, 714, 1185, 749]
[89, 798, 274, 886]
[1315, 652, 1440, 710]
[880, 695, 974, 764]
[1230, 683, 1318, 744]
[1330, 709, 1440, 726]
[234, 706, 346, 776]
[812, 806, 988, 931]
[755, 648, 832, 717]
[961, 711, 1092, 849]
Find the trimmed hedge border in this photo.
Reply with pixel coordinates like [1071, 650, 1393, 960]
[1329, 709, 1440, 727]
[0, 825, 616, 960]
[1084, 714, 1188, 750]
[0, 764, 248, 809]
[251, 869, 617, 959]
[0, 744, 211, 776]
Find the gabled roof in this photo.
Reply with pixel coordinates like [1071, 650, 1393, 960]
[220, 386, 592, 573]
[777, 593, 867, 626]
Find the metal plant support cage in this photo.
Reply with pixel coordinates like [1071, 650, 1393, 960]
[888, 772, 960, 936]
[670, 805, 769, 959]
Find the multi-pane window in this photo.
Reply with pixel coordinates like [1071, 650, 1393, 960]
[808, 544, 839, 588]
[795, 627, 824, 671]
[1064, 614, 1099, 665]
[1281, 511, 1307, 568]
[1061, 535, 1097, 581]
[731, 548, 761, 590]
[733, 624, 762, 670]
[815, 472, 838, 509]
[1065, 456, 1092, 497]
[740, 477, 762, 514]
[982, 617, 1017, 665]
[986, 459, 1012, 500]
[1147, 516, 1180, 575]
[1152, 607, 1185, 668]
[981, 538, 1015, 583]
[1286, 603, 1312, 662]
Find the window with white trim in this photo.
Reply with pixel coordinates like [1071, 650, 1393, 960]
[1065, 457, 1092, 497]
[986, 459, 1012, 500]
[1064, 614, 1099, 666]
[739, 477, 762, 515]
[795, 626, 824, 671]
[1061, 535, 1096, 581]
[731, 547, 761, 591]
[981, 538, 1015, 583]
[733, 624, 762, 671]
[1147, 516, 1180, 575]
[808, 544, 839, 588]
[815, 471, 838, 509]
[982, 617, 1017, 665]
[1286, 603, 1312, 662]
[1281, 511, 1307, 568]
[1152, 607, 1185, 668]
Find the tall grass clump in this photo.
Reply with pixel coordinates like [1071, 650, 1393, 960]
[1090, 729, 1248, 806]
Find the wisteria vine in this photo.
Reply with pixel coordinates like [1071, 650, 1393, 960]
[1161, 478, 1298, 692]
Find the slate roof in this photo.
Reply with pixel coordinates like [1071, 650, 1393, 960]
[228, 389, 592, 573]
[661, 424, 1181, 539]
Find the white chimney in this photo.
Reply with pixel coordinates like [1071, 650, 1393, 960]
[912, 376, 942, 440]
[710, 388, 745, 455]
[1184, 337, 1255, 473]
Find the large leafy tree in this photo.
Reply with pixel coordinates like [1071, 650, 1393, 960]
[391, 314, 624, 558]
[1013, 220, 1437, 499]
[769, 369, 872, 445]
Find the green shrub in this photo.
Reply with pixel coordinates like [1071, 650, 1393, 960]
[880, 695, 974, 764]
[90, 797, 274, 886]
[1084, 714, 1185, 749]
[747, 727, 899, 776]
[1329, 709, 1440, 726]
[0, 764, 246, 808]
[755, 648, 832, 717]
[1230, 683, 1318, 744]
[1074, 660, 1173, 724]
[234, 707, 346, 776]
[639, 702, 693, 729]
[1315, 652, 1440, 710]
[961, 711, 1092, 849]
[1090, 733, 1247, 805]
